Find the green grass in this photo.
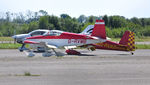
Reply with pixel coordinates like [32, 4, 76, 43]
[0, 43, 22, 49]
[0, 37, 14, 41]
[135, 37, 150, 42]
[111, 37, 150, 42]
[111, 38, 120, 42]
[136, 44, 150, 49]
[0, 43, 29, 49]
[15, 72, 40, 76]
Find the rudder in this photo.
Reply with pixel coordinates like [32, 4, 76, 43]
[119, 31, 135, 51]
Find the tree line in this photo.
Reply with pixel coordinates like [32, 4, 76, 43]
[0, 10, 150, 38]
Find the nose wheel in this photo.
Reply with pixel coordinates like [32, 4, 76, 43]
[28, 51, 35, 57]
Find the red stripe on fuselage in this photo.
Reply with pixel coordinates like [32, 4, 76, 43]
[26, 32, 94, 39]
[24, 40, 39, 44]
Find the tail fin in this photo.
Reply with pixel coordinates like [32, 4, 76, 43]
[91, 20, 106, 39]
[80, 25, 94, 35]
[119, 31, 135, 51]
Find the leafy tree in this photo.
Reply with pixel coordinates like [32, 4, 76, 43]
[28, 21, 39, 32]
[6, 12, 10, 22]
[0, 10, 150, 38]
[140, 18, 145, 27]
[48, 15, 61, 30]
[0, 32, 3, 36]
[103, 15, 108, 26]
[78, 15, 87, 23]
[88, 16, 95, 23]
[141, 26, 150, 36]
[108, 16, 127, 28]
[11, 23, 28, 35]
[60, 14, 71, 19]
[39, 16, 49, 29]
[130, 17, 142, 25]
[145, 18, 150, 25]
[39, 10, 48, 16]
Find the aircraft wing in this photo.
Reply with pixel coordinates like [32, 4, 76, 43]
[38, 42, 58, 49]
[24, 40, 57, 49]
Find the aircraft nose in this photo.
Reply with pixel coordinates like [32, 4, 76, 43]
[12, 35, 16, 39]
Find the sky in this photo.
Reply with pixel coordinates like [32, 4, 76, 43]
[0, 0, 150, 18]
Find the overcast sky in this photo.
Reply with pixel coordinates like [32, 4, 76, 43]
[0, 0, 150, 18]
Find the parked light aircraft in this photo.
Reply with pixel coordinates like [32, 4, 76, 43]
[12, 20, 107, 57]
[72, 20, 135, 55]
[12, 19, 135, 56]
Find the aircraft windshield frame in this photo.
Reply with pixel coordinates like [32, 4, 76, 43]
[29, 30, 49, 36]
[47, 30, 64, 36]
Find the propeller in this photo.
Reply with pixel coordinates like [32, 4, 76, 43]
[13, 29, 16, 44]
[11, 35, 17, 44]
[14, 38, 17, 44]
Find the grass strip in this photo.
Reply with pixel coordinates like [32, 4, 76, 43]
[112, 37, 150, 42]
[0, 37, 14, 41]
[136, 44, 150, 49]
[0, 43, 22, 49]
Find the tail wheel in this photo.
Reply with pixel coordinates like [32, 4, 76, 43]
[131, 52, 134, 55]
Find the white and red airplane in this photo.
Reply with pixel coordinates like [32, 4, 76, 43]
[22, 20, 107, 57]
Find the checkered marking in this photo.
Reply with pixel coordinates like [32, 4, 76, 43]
[127, 32, 135, 51]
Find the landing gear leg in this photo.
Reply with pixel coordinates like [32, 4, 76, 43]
[52, 48, 58, 57]
[42, 47, 53, 57]
[131, 52, 134, 55]
[19, 44, 25, 52]
[52, 49, 64, 57]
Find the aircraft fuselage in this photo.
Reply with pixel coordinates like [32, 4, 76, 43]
[25, 32, 105, 47]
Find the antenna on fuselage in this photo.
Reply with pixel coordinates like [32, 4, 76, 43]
[98, 16, 103, 20]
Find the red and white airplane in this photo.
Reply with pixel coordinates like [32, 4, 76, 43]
[23, 20, 107, 57]
[14, 19, 135, 57]
[72, 20, 135, 55]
